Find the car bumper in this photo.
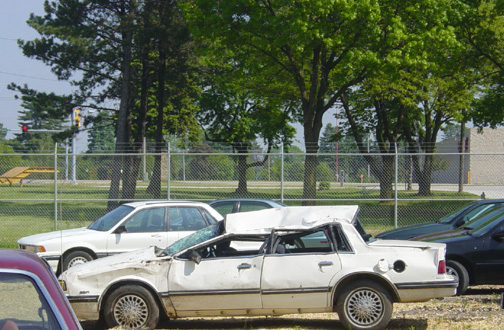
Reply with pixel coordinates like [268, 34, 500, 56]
[395, 280, 458, 302]
[67, 296, 100, 321]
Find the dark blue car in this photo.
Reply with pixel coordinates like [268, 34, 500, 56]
[376, 199, 504, 240]
[412, 206, 504, 295]
[208, 198, 286, 217]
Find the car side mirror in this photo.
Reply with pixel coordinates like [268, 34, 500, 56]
[188, 249, 202, 264]
[455, 219, 465, 227]
[493, 230, 504, 242]
[114, 225, 127, 234]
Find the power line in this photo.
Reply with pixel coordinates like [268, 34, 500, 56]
[0, 70, 62, 82]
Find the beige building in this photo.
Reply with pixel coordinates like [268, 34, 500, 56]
[432, 128, 504, 184]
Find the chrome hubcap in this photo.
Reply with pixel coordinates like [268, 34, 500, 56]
[446, 266, 459, 283]
[114, 294, 148, 328]
[68, 257, 88, 268]
[346, 288, 383, 326]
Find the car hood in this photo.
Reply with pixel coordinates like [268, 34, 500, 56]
[375, 222, 452, 240]
[410, 229, 470, 243]
[62, 246, 168, 279]
[17, 227, 94, 245]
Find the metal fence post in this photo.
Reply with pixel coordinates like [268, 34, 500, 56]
[142, 136, 147, 181]
[54, 144, 58, 231]
[167, 142, 171, 200]
[280, 142, 284, 203]
[394, 142, 399, 228]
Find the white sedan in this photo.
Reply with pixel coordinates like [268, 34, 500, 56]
[18, 201, 223, 274]
[60, 205, 457, 330]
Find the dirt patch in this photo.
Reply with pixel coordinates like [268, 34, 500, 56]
[83, 285, 504, 330]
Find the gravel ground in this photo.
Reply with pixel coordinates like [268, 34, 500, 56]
[83, 285, 504, 330]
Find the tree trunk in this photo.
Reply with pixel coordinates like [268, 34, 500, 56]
[122, 51, 150, 201]
[303, 154, 319, 205]
[302, 131, 320, 205]
[107, 4, 134, 211]
[406, 155, 413, 190]
[235, 153, 248, 194]
[379, 154, 395, 199]
[121, 155, 141, 200]
[418, 154, 433, 196]
[147, 154, 162, 198]
[146, 31, 167, 198]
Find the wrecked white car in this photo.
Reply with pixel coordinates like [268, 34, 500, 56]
[59, 206, 457, 330]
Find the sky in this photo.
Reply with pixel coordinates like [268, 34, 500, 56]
[0, 0, 75, 140]
[0, 0, 337, 149]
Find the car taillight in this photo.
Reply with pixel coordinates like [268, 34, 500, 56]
[438, 260, 446, 274]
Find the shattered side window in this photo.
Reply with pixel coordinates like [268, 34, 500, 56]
[332, 225, 353, 252]
[354, 219, 372, 242]
[164, 222, 223, 255]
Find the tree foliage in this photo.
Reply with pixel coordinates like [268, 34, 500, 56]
[181, 0, 471, 200]
[15, 0, 201, 205]
[198, 63, 296, 192]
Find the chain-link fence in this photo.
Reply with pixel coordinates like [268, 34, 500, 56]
[1, 141, 503, 248]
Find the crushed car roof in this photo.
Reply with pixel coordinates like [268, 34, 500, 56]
[224, 205, 359, 234]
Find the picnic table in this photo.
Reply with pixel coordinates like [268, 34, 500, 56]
[0, 167, 58, 187]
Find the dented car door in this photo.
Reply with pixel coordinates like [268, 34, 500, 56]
[261, 227, 342, 309]
[168, 237, 264, 312]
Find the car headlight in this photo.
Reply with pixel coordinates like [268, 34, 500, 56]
[19, 244, 46, 253]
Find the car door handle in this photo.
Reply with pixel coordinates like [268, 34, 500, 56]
[151, 234, 163, 238]
[318, 261, 333, 267]
[237, 263, 252, 270]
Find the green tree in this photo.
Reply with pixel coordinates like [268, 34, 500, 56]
[15, 0, 201, 206]
[442, 124, 462, 141]
[0, 124, 22, 174]
[6, 84, 76, 151]
[458, 0, 504, 128]
[337, 0, 473, 198]
[180, 0, 384, 204]
[15, 0, 139, 208]
[142, 0, 202, 198]
[180, 0, 463, 204]
[86, 112, 115, 153]
[198, 77, 295, 193]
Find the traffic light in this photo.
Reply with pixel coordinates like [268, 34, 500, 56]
[74, 109, 81, 128]
[22, 125, 28, 136]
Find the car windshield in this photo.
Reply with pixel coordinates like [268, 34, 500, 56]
[87, 205, 134, 231]
[438, 205, 470, 224]
[164, 222, 224, 255]
[467, 207, 504, 237]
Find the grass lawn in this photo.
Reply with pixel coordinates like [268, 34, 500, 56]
[0, 181, 479, 248]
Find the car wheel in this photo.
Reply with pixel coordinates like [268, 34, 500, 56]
[104, 285, 160, 330]
[335, 280, 393, 330]
[62, 251, 93, 271]
[446, 260, 469, 295]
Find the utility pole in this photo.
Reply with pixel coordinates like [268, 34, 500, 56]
[71, 108, 81, 184]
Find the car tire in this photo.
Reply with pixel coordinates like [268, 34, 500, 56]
[104, 285, 160, 330]
[62, 251, 93, 271]
[446, 260, 469, 295]
[335, 279, 393, 330]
